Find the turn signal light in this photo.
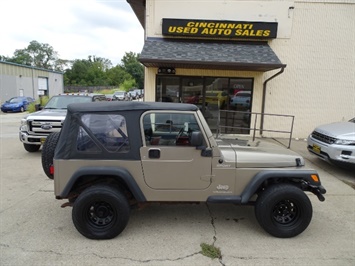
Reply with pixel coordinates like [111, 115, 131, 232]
[311, 174, 319, 182]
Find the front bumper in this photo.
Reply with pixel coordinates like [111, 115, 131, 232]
[19, 131, 47, 145]
[307, 136, 355, 165]
[1, 106, 21, 112]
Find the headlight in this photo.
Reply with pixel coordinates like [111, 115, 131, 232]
[334, 139, 355, 145]
[20, 119, 28, 131]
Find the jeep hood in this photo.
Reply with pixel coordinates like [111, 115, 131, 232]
[25, 109, 67, 120]
[217, 138, 304, 168]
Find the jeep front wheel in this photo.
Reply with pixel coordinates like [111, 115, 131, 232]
[255, 184, 312, 238]
[41, 132, 60, 179]
[72, 185, 130, 239]
[23, 143, 41, 152]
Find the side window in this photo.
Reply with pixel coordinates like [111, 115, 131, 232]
[76, 114, 130, 153]
[143, 112, 201, 146]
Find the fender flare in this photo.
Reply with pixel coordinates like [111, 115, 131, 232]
[59, 166, 146, 202]
[240, 169, 322, 204]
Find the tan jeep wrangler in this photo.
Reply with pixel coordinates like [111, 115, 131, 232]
[42, 101, 326, 239]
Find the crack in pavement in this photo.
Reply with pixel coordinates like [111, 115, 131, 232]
[0, 243, 202, 263]
[206, 203, 226, 266]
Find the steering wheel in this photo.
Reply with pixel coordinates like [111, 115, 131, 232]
[176, 127, 192, 145]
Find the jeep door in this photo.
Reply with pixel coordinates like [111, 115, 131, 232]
[140, 111, 212, 190]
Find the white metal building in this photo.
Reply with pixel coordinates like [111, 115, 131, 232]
[0, 61, 64, 103]
[128, 0, 355, 138]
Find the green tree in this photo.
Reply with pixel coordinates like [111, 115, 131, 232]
[64, 56, 112, 86]
[120, 78, 136, 92]
[121, 52, 144, 89]
[106, 65, 132, 86]
[3, 40, 68, 71]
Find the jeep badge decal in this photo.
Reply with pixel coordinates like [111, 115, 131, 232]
[217, 184, 229, 191]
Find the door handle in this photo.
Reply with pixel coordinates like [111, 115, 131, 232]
[149, 149, 160, 159]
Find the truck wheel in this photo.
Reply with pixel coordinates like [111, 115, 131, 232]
[41, 132, 60, 179]
[255, 184, 312, 238]
[72, 185, 130, 239]
[23, 143, 41, 152]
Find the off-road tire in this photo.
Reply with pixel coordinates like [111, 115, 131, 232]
[23, 143, 41, 152]
[72, 185, 130, 239]
[41, 132, 60, 179]
[255, 184, 312, 238]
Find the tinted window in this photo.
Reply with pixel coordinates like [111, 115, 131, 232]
[77, 114, 130, 153]
[143, 112, 201, 146]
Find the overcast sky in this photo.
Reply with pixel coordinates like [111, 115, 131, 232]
[0, 0, 144, 66]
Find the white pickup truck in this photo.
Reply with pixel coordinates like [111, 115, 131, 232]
[19, 93, 106, 152]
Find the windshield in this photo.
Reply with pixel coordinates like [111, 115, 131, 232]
[115, 92, 125, 95]
[9, 97, 22, 103]
[349, 118, 355, 123]
[45, 96, 92, 109]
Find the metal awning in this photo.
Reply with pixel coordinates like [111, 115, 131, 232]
[139, 38, 286, 72]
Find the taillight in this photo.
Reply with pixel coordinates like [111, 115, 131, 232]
[49, 165, 54, 175]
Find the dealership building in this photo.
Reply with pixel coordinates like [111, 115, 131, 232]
[128, 0, 354, 138]
[0, 61, 64, 103]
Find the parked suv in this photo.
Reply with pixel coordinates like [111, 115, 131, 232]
[113, 91, 130, 101]
[19, 93, 106, 152]
[307, 117, 355, 168]
[43, 101, 326, 240]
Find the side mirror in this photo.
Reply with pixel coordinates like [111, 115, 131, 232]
[190, 131, 203, 146]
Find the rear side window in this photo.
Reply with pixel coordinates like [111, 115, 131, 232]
[76, 114, 130, 153]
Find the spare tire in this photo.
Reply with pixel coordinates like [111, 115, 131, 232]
[41, 132, 60, 179]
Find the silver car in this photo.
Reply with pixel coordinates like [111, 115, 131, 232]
[307, 118, 355, 168]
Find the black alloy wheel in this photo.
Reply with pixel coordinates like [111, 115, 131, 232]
[255, 184, 313, 238]
[72, 185, 130, 239]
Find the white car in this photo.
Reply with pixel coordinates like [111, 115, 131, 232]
[307, 118, 355, 168]
[230, 91, 251, 108]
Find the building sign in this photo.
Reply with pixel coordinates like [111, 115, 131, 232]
[162, 18, 278, 39]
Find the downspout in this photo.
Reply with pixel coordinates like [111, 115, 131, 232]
[260, 67, 285, 135]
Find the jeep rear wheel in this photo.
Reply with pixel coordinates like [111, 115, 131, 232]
[72, 185, 130, 239]
[23, 143, 41, 152]
[255, 184, 312, 238]
[41, 132, 60, 179]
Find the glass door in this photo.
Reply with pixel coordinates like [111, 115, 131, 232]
[156, 76, 180, 103]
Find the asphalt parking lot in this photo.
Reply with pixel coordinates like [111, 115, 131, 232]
[0, 112, 354, 266]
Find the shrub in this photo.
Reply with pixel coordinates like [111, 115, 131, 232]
[27, 96, 49, 113]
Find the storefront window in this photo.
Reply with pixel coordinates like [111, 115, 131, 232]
[156, 76, 253, 134]
[229, 78, 253, 111]
[156, 76, 180, 102]
[181, 77, 203, 105]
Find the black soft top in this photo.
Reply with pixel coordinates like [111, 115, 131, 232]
[67, 101, 198, 114]
[55, 101, 199, 161]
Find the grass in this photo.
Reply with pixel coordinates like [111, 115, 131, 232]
[200, 243, 221, 259]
